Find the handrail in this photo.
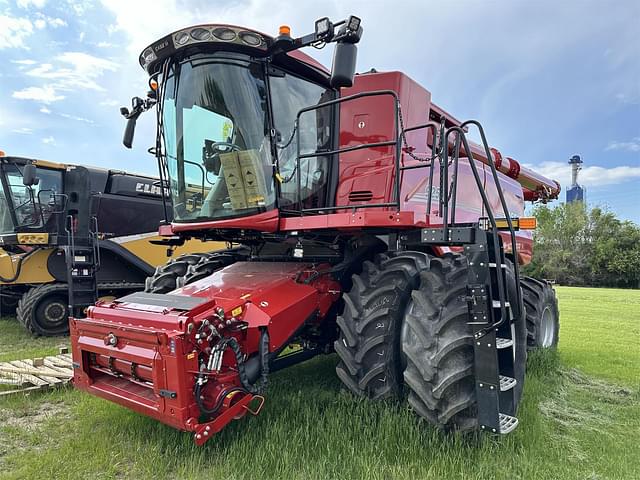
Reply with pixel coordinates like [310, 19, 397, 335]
[293, 90, 401, 215]
[461, 120, 524, 327]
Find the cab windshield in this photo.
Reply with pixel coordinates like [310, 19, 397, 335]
[0, 161, 62, 234]
[162, 54, 275, 222]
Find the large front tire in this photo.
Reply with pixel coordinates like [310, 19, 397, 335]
[334, 251, 430, 400]
[401, 253, 527, 431]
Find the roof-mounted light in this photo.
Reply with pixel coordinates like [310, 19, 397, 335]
[190, 27, 211, 41]
[139, 24, 269, 73]
[347, 15, 361, 32]
[212, 27, 236, 41]
[278, 25, 291, 36]
[314, 17, 332, 39]
[239, 31, 262, 46]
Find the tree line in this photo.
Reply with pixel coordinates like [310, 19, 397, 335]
[523, 202, 640, 288]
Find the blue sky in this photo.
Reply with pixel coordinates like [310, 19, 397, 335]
[1, 0, 638, 222]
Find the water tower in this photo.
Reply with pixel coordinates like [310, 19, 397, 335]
[566, 154, 585, 203]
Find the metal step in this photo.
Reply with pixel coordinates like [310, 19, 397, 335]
[499, 375, 517, 391]
[495, 337, 513, 349]
[492, 300, 510, 308]
[498, 413, 519, 434]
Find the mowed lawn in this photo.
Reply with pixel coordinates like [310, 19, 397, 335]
[0, 286, 638, 480]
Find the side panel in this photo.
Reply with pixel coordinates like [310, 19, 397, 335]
[337, 71, 431, 210]
[0, 248, 55, 285]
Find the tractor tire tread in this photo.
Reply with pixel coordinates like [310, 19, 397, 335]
[334, 250, 430, 400]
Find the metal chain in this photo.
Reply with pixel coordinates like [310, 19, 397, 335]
[397, 99, 441, 163]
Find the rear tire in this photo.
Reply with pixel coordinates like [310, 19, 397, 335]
[17, 283, 69, 336]
[401, 253, 527, 431]
[521, 277, 559, 349]
[334, 251, 430, 400]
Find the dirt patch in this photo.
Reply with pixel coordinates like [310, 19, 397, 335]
[0, 400, 71, 432]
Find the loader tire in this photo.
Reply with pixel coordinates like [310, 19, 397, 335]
[17, 283, 69, 336]
[144, 251, 238, 294]
[401, 253, 527, 431]
[334, 251, 430, 400]
[521, 277, 559, 349]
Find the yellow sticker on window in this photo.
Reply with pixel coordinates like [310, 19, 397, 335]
[232, 306, 243, 317]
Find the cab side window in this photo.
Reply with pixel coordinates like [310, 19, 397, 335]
[269, 71, 333, 209]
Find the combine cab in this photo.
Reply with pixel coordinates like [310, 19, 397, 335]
[0, 155, 218, 335]
[71, 16, 560, 443]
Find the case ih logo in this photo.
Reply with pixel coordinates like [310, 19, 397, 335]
[136, 182, 169, 197]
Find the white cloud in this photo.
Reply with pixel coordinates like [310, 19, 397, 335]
[67, 0, 92, 17]
[59, 112, 94, 124]
[34, 14, 67, 29]
[19, 52, 119, 100]
[12, 127, 34, 135]
[524, 161, 640, 189]
[605, 137, 640, 153]
[47, 17, 67, 28]
[97, 41, 113, 48]
[30, 52, 118, 88]
[39, 106, 51, 114]
[42, 136, 56, 145]
[99, 99, 119, 107]
[0, 15, 34, 49]
[12, 85, 65, 103]
[11, 59, 37, 65]
[17, 0, 47, 8]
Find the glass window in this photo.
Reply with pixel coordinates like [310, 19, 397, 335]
[269, 71, 333, 209]
[162, 55, 275, 222]
[0, 163, 62, 233]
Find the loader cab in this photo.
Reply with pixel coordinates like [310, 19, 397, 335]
[0, 157, 64, 244]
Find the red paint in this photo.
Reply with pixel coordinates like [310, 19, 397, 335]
[76, 31, 562, 445]
[72, 262, 340, 440]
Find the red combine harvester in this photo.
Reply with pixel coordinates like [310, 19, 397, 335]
[70, 16, 561, 444]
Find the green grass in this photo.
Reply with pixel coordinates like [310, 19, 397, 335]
[0, 317, 67, 363]
[0, 286, 638, 480]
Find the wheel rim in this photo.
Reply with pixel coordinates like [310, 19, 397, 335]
[539, 306, 555, 347]
[41, 299, 68, 328]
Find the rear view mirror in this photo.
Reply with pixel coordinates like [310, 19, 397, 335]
[22, 163, 39, 186]
[330, 42, 358, 89]
[123, 116, 137, 149]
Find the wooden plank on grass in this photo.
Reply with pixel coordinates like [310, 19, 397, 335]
[9, 361, 63, 385]
[0, 363, 48, 386]
[45, 355, 72, 367]
[42, 359, 73, 376]
[0, 376, 24, 386]
[0, 384, 48, 397]
[22, 359, 69, 377]
[0, 363, 69, 380]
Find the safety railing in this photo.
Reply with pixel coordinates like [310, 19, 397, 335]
[291, 95, 523, 329]
[290, 90, 401, 215]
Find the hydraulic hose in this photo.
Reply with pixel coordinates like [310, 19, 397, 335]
[0, 246, 42, 283]
[194, 385, 245, 416]
[194, 329, 270, 416]
[227, 330, 270, 394]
